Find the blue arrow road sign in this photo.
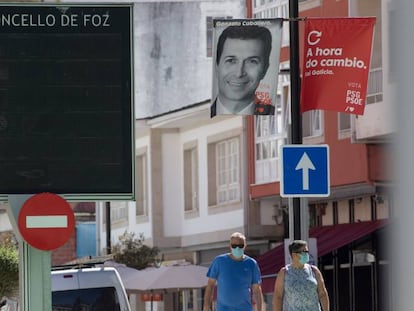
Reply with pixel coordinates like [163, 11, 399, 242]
[280, 144, 330, 197]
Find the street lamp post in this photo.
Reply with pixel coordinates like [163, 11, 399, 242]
[289, 0, 303, 240]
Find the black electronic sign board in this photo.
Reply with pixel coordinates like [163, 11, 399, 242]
[0, 5, 134, 200]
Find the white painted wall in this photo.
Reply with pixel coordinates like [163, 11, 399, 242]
[98, 115, 247, 251]
[0, 211, 12, 232]
[162, 132, 184, 236]
[90, 0, 248, 251]
[133, 1, 246, 117]
[58, 0, 246, 118]
[260, 198, 279, 226]
[162, 117, 245, 237]
[350, 0, 395, 140]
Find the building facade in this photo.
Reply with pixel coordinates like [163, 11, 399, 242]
[248, 1, 393, 310]
[0, 1, 394, 310]
[95, 1, 266, 310]
[94, 0, 393, 311]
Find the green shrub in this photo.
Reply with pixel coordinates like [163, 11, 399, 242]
[112, 231, 159, 270]
[0, 245, 19, 298]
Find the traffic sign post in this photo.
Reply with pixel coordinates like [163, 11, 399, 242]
[18, 193, 75, 251]
[280, 145, 330, 197]
[7, 193, 74, 311]
[7, 194, 59, 311]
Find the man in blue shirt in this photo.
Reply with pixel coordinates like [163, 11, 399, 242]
[203, 232, 263, 311]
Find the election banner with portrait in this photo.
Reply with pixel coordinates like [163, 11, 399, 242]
[300, 17, 376, 115]
[211, 19, 283, 117]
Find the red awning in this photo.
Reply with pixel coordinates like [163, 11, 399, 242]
[257, 219, 388, 294]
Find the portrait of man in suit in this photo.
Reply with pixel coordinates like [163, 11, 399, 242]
[211, 21, 281, 117]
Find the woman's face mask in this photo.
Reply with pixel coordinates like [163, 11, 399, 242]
[299, 252, 310, 265]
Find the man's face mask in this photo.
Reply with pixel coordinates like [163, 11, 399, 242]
[231, 247, 244, 258]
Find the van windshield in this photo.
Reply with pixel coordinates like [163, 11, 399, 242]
[52, 286, 120, 311]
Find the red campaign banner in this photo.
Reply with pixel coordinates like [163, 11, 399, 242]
[300, 17, 376, 115]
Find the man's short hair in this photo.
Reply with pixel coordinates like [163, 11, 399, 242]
[230, 232, 246, 242]
[216, 25, 272, 69]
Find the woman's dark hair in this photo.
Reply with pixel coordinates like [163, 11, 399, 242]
[288, 240, 308, 255]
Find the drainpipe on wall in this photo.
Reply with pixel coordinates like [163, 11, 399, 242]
[106, 201, 111, 254]
[243, 116, 249, 237]
[95, 201, 101, 256]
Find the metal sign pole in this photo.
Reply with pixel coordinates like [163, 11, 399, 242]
[289, 0, 303, 240]
[7, 195, 52, 311]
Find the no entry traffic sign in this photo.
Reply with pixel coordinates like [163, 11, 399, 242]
[18, 193, 75, 251]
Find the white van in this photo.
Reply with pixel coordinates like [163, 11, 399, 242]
[51, 266, 131, 311]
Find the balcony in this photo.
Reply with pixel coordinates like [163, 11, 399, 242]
[353, 67, 394, 142]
